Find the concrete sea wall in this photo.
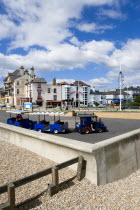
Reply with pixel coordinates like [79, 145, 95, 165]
[0, 122, 139, 185]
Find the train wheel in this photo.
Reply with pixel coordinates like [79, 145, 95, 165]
[97, 128, 102, 133]
[53, 129, 58, 134]
[37, 128, 42, 132]
[84, 128, 90, 134]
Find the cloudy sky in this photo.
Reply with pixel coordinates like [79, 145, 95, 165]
[0, 0, 140, 89]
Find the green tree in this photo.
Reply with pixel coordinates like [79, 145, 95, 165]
[134, 96, 140, 103]
[94, 102, 99, 107]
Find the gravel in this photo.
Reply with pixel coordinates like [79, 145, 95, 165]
[0, 140, 140, 210]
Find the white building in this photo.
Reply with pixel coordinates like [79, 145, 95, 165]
[26, 78, 47, 107]
[89, 90, 106, 106]
[61, 81, 90, 107]
[14, 69, 33, 106]
[104, 90, 129, 105]
[46, 84, 62, 107]
[123, 86, 140, 102]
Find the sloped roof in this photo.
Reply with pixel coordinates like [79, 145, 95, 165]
[90, 90, 104, 95]
[12, 69, 20, 76]
[60, 82, 69, 85]
[0, 87, 4, 92]
[32, 78, 47, 83]
[123, 86, 140, 91]
[73, 81, 88, 86]
[103, 91, 128, 95]
[4, 69, 21, 82]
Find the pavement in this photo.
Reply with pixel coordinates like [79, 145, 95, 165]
[1, 110, 140, 144]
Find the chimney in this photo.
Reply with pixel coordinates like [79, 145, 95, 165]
[24, 69, 29, 75]
[52, 78, 56, 85]
[30, 66, 35, 78]
[20, 66, 24, 76]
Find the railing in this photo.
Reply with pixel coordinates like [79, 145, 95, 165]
[0, 156, 86, 209]
[37, 97, 43, 101]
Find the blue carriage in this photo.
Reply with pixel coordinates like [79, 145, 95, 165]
[29, 111, 69, 134]
[7, 110, 35, 129]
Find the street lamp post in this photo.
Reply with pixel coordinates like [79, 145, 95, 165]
[78, 80, 80, 110]
[119, 66, 124, 111]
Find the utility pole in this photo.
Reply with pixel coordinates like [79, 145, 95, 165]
[78, 80, 79, 109]
[119, 66, 124, 111]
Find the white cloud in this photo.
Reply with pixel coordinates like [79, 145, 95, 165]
[0, 0, 139, 88]
[76, 22, 114, 33]
[56, 79, 75, 84]
[69, 37, 81, 46]
[0, 39, 140, 88]
[0, 0, 117, 50]
[124, 73, 140, 86]
[89, 77, 112, 87]
[97, 9, 126, 19]
[111, 39, 140, 71]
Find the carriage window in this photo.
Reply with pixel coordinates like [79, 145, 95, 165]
[81, 118, 86, 123]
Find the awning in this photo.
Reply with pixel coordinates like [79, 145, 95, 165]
[6, 110, 31, 114]
[29, 111, 67, 115]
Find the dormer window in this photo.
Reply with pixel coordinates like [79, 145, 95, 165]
[17, 81, 19, 85]
[38, 83, 41, 88]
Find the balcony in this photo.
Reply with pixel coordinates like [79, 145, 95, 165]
[36, 97, 43, 101]
[9, 93, 14, 96]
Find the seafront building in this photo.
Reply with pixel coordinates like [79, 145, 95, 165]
[26, 78, 47, 107]
[61, 81, 90, 108]
[3, 66, 35, 106]
[0, 66, 139, 108]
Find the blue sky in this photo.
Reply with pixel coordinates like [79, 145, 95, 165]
[0, 0, 140, 90]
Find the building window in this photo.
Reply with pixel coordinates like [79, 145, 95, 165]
[17, 89, 19, 94]
[83, 87, 87, 92]
[38, 91, 41, 98]
[16, 81, 19, 85]
[48, 88, 51, 93]
[38, 83, 41, 88]
[54, 88, 57, 93]
[53, 95, 57, 101]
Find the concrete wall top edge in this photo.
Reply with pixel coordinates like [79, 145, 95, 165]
[0, 122, 93, 153]
[91, 128, 140, 151]
[1, 122, 140, 155]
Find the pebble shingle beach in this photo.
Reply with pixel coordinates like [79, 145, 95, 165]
[0, 140, 140, 209]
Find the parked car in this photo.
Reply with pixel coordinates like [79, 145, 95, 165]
[98, 104, 106, 108]
[121, 106, 129, 110]
[32, 103, 40, 108]
[0, 104, 6, 108]
[6, 105, 15, 108]
[127, 106, 139, 109]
